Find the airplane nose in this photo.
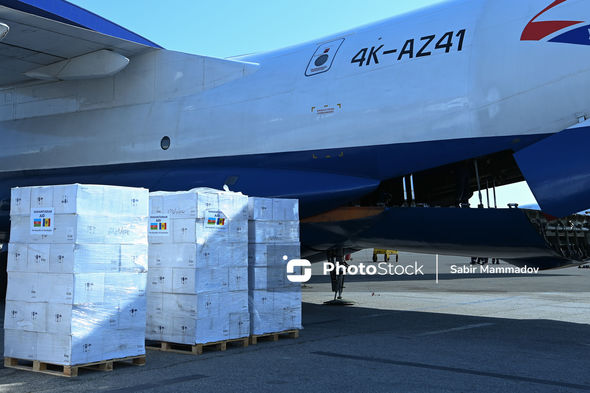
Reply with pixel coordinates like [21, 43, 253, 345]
[0, 23, 9, 41]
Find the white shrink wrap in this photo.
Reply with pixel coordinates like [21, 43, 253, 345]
[7, 243, 28, 272]
[103, 328, 146, 359]
[150, 190, 219, 219]
[248, 221, 299, 244]
[147, 268, 173, 293]
[248, 197, 302, 335]
[218, 192, 249, 222]
[36, 332, 104, 365]
[10, 214, 148, 244]
[249, 290, 274, 315]
[229, 312, 250, 340]
[272, 199, 299, 221]
[4, 301, 47, 332]
[148, 217, 235, 244]
[194, 317, 230, 344]
[149, 244, 198, 269]
[5, 184, 149, 365]
[248, 243, 300, 267]
[218, 291, 249, 314]
[148, 243, 247, 269]
[146, 292, 164, 316]
[11, 184, 148, 217]
[229, 267, 248, 292]
[249, 266, 288, 290]
[10, 187, 32, 216]
[26, 243, 50, 273]
[171, 268, 229, 295]
[6, 272, 42, 302]
[248, 197, 298, 221]
[147, 188, 250, 344]
[247, 197, 273, 221]
[4, 330, 37, 360]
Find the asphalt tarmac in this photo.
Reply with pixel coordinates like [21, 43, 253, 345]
[0, 251, 588, 392]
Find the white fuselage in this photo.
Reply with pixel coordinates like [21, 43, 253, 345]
[1, 0, 590, 173]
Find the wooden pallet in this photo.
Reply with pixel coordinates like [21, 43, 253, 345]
[4, 355, 145, 378]
[249, 329, 299, 345]
[146, 337, 249, 355]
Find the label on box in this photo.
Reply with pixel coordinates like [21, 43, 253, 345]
[205, 211, 227, 231]
[149, 215, 169, 236]
[30, 208, 54, 234]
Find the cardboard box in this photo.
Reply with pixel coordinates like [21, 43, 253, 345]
[229, 312, 250, 339]
[36, 332, 104, 366]
[248, 221, 300, 244]
[10, 187, 31, 216]
[248, 290, 274, 314]
[7, 243, 28, 272]
[4, 301, 47, 332]
[247, 197, 273, 221]
[218, 291, 249, 314]
[172, 268, 229, 295]
[4, 329, 37, 360]
[6, 272, 42, 302]
[147, 268, 173, 293]
[272, 198, 299, 221]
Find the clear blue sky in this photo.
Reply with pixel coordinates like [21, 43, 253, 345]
[70, 0, 442, 58]
[69, 0, 538, 207]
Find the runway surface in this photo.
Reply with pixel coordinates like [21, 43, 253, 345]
[0, 251, 588, 392]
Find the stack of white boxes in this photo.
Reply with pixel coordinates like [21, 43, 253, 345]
[5, 184, 149, 365]
[248, 198, 302, 335]
[146, 188, 249, 344]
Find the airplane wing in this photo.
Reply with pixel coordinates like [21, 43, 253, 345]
[0, 2, 156, 86]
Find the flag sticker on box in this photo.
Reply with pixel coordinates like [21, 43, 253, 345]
[30, 208, 54, 234]
[205, 211, 227, 230]
[149, 215, 169, 236]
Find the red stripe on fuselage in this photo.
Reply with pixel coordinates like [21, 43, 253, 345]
[521, 0, 581, 41]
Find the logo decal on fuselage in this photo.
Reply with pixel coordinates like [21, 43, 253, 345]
[521, 0, 590, 46]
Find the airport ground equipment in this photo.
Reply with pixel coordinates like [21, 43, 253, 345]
[373, 249, 399, 263]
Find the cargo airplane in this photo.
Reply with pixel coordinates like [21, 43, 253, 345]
[1, 0, 590, 270]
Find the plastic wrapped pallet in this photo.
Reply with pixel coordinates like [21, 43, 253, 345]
[248, 197, 302, 335]
[4, 184, 148, 366]
[146, 188, 249, 345]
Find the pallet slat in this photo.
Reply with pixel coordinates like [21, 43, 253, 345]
[4, 355, 145, 378]
[146, 337, 249, 355]
[249, 329, 299, 345]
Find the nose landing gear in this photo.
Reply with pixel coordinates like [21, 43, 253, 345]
[324, 249, 355, 306]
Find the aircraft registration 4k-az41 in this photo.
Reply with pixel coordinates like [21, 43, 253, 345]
[0, 0, 590, 270]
